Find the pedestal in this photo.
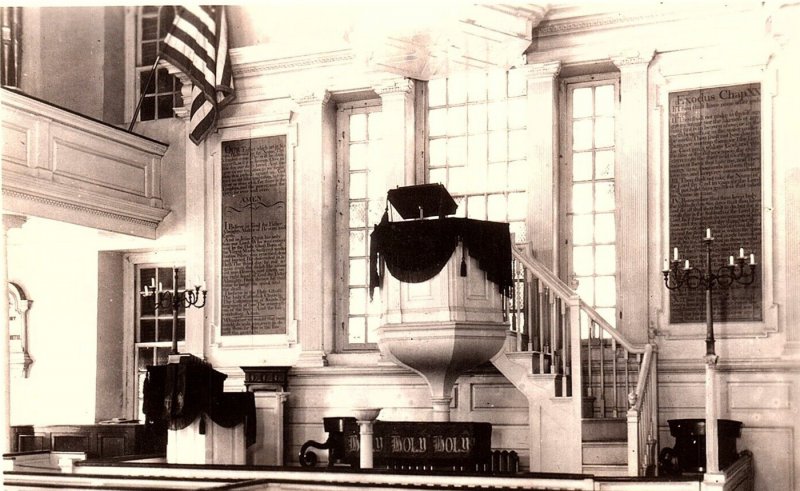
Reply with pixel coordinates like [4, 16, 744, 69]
[167, 417, 246, 465]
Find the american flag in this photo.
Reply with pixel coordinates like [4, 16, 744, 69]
[161, 6, 234, 145]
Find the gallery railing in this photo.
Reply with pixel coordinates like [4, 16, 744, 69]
[505, 241, 658, 476]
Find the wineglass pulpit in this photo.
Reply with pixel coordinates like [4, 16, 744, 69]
[370, 184, 512, 422]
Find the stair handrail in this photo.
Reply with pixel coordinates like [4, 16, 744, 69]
[510, 242, 646, 354]
[627, 344, 654, 411]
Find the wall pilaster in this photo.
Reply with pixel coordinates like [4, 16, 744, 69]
[291, 89, 334, 367]
[523, 62, 561, 271]
[612, 51, 654, 344]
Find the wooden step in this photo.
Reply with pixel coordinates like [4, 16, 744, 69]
[582, 417, 626, 442]
[582, 440, 627, 465]
[582, 463, 629, 477]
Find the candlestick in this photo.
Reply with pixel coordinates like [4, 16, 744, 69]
[140, 269, 208, 355]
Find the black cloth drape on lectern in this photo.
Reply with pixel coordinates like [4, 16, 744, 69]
[143, 359, 256, 447]
[369, 215, 513, 299]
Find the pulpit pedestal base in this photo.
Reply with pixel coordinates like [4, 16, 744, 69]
[167, 417, 246, 465]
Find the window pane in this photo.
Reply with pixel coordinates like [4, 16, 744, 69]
[507, 70, 526, 97]
[596, 308, 616, 328]
[137, 348, 153, 370]
[366, 316, 381, 344]
[350, 230, 366, 257]
[573, 88, 593, 118]
[467, 134, 487, 167]
[349, 143, 367, 170]
[573, 246, 594, 276]
[594, 182, 615, 212]
[595, 150, 614, 179]
[448, 73, 467, 104]
[595, 245, 616, 275]
[368, 112, 382, 139]
[488, 131, 507, 162]
[447, 106, 467, 135]
[595, 213, 616, 243]
[508, 129, 526, 161]
[487, 163, 507, 193]
[467, 196, 486, 220]
[349, 288, 367, 315]
[140, 96, 155, 121]
[142, 18, 158, 42]
[155, 347, 170, 365]
[509, 221, 527, 243]
[350, 113, 368, 141]
[572, 215, 593, 245]
[158, 268, 173, 290]
[595, 276, 616, 307]
[468, 165, 488, 194]
[447, 136, 467, 166]
[487, 194, 506, 222]
[139, 319, 156, 342]
[428, 78, 447, 107]
[348, 318, 366, 343]
[467, 72, 487, 102]
[595, 85, 615, 116]
[508, 160, 528, 186]
[429, 168, 447, 185]
[429, 138, 447, 167]
[507, 192, 526, 220]
[467, 104, 487, 134]
[157, 96, 173, 119]
[508, 98, 526, 129]
[428, 108, 447, 137]
[349, 202, 366, 228]
[575, 277, 594, 306]
[572, 120, 592, 150]
[448, 167, 466, 194]
[572, 183, 593, 214]
[349, 172, 366, 199]
[157, 320, 173, 342]
[573, 152, 592, 181]
[595, 117, 615, 148]
[487, 101, 507, 130]
[177, 318, 185, 341]
[483, 69, 503, 99]
[349, 258, 366, 286]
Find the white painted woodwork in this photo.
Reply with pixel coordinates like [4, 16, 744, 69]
[1, 89, 169, 239]
[167, 417, 246, 465]
[247, 391, 288, 465]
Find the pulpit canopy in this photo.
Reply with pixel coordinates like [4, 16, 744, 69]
[388, 183, 457, 219]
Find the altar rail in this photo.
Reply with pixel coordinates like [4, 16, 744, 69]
[505, 241, 658, 476]
[4, 454, 755, 490]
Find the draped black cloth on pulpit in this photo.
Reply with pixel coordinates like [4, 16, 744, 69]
[143, 357, 256, 447]
[369, 214, 513, 299]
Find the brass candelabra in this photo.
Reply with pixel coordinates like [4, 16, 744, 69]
[140, 269, 207, 355]
[662, 228, 756, 356]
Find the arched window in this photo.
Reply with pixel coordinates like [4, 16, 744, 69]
[136, 6, 182, 121]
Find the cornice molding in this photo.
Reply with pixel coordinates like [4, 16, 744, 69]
[231, 48, 357, 78]
[519, 61, 562, 81]
[536, 13, 661, 37]
[611, 50, 656, 69]
[291, 89, 332, 108]
[373, 78, 415, 97]
[3, 214, 27, 231]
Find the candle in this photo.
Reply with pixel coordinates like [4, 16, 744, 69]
[663, 259, 669, 272]
[150, 278, 156, 288]
[159, 282, 163, 292]
[684, 259, 690, 270]
[729, 255, 734, 266]
[673, 247, 679, 261]
[706, 228, 711, 239]
[739, 247, 745, 258]
[750, 253, 755, 265]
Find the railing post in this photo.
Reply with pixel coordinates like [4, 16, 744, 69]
[568, 295, 582, 417]
[627, 407, 640, 476]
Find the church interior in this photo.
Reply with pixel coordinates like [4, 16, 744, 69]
[1, 2, 799, 490]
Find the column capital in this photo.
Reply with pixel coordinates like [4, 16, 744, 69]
[173, 72, 194, 119]
[610, 50, 655, 71]
[291, 88, 332, 108]
[519, 61, 561, 81]
[373, 78, 415, 97]
[3, 214, 26, 233]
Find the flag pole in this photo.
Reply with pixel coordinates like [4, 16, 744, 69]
[127, 54, 162, 132]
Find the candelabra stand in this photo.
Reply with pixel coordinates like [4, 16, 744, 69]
[662, 230, 756, 475]
[141, 269, 207, 355]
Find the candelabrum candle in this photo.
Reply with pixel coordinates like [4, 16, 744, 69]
[663, 258, 669, 272]
[706, 228, 712, 239]
[674, 247, 679, 261]
[739, 248, 745, 259]
[729, 255, 734, 266]
[750, 253, 755, 265]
